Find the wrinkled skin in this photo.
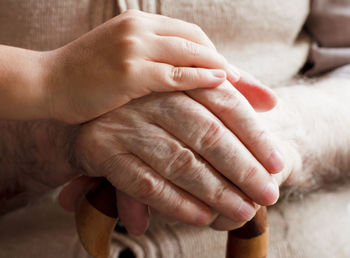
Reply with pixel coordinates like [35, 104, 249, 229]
[60, 79, 286, 234]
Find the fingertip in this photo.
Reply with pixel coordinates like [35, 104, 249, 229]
[230, 71, 278, 112]
[124, 223, 148, 236]
[210, 215, 246, 231]
[261, 179, 280, 206]
[266, 150, 285, 174]
[256, 87, 278, 112]
[117, 191, 150, 236]
[193, 206, 215, 226]
[205, 69, 227, 87]
[210, 69, 226, 80]
[227, 65, 241, 83]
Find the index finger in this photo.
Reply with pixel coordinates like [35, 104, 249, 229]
[187, 81, 284, 174]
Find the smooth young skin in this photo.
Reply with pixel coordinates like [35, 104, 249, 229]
[0, 10, 246, 123]
[0, 9, 284, 235]
[0, 72, 282, 226]
[4, 77, 350, 234]
[56, 77, 350, 233]
[58, 83, 282, 235]
[69, 83, 281, 225]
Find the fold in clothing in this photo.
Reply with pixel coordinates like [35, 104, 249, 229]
[306, 43, 350, 76]
[305, 0, 350, 76]
[117, 0, 159, 13]
[2, 182, 350, 258]
[328, 64, 350, 79]
[0, 0, 118, 50]
[110, 219, 227, 258]
[117, 0, 310, 86]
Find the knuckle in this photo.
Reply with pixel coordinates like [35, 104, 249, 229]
[170, 67, 185, 83]
[248, 129, 268, 148]
[134, 173, 164, 200]
[77, 125, 104, 154]
[208, 184, 226, 203]
[215, 89, 242, 115]
[183, 39, 200, 57]
[118, 14, 143, 33]
[119, 36, 141, 52]
[238, 165, 260, 186]
[197, 120, 225, 150]
[165, 148, 197, 180]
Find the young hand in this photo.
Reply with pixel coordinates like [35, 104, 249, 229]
[45, 9, 241, 124]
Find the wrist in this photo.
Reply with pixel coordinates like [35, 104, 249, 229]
[0, 120, 80, 214]
[0, 46, 53, 120]
[33, 120, 81, 185]
[15, 120, 80, 186]
[39, 48, 67, 122]
[41, 46, 87, 124]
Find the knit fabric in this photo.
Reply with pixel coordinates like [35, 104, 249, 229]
[1, 181, 350, 258]
[1, 1, 349, 258]
[118, 0, 311, 86]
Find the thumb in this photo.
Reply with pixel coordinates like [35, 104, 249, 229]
[117, 190, 150, 236]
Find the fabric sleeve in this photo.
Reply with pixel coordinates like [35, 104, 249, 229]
[305, 0, 350, 76]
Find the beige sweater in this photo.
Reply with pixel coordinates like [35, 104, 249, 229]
[1, 1, 350, 258]
[0, 0, 310, 85]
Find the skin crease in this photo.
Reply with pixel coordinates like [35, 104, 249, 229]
[2, 77, 350, 234]
[55, 75, 281, 236]
[0, 9, 250, 123]
[0, 9, 284, 233]
[0, 8, 316, 237]
[58, 79, 284, 235]
[0, 7, 285, 234]
[0, 72, 282, 226]
[57, 77, 350, 233]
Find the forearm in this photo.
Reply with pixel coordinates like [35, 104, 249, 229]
[0, 45, 51, 120]
[0, 119, 78, 214]
[261, 77, 350, 197]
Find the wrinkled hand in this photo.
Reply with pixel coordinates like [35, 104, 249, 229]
[45, 9, 243, 124]
[59, 78, 284, 234]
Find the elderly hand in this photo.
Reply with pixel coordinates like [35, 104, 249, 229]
[42, 9, 243, 124]
[59, 77, 285, 234]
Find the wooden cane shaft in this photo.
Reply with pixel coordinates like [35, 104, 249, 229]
[76, 179, 269, 258]
[226, 207, 268, 258]
[75, 179, 118, 258]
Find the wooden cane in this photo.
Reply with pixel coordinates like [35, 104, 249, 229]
[75, 179, 268, 258]
[226, 207, 268, 258]
[75, 180, 118, 258]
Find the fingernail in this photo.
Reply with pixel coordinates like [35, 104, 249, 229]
[267, 150, 284, 173]
[195, 207, 213, 226]
[209, 69, 226, 80]
[228, 65, 241, 82]
[237, 201, 256, 221]
[262, 179, 280, 205]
